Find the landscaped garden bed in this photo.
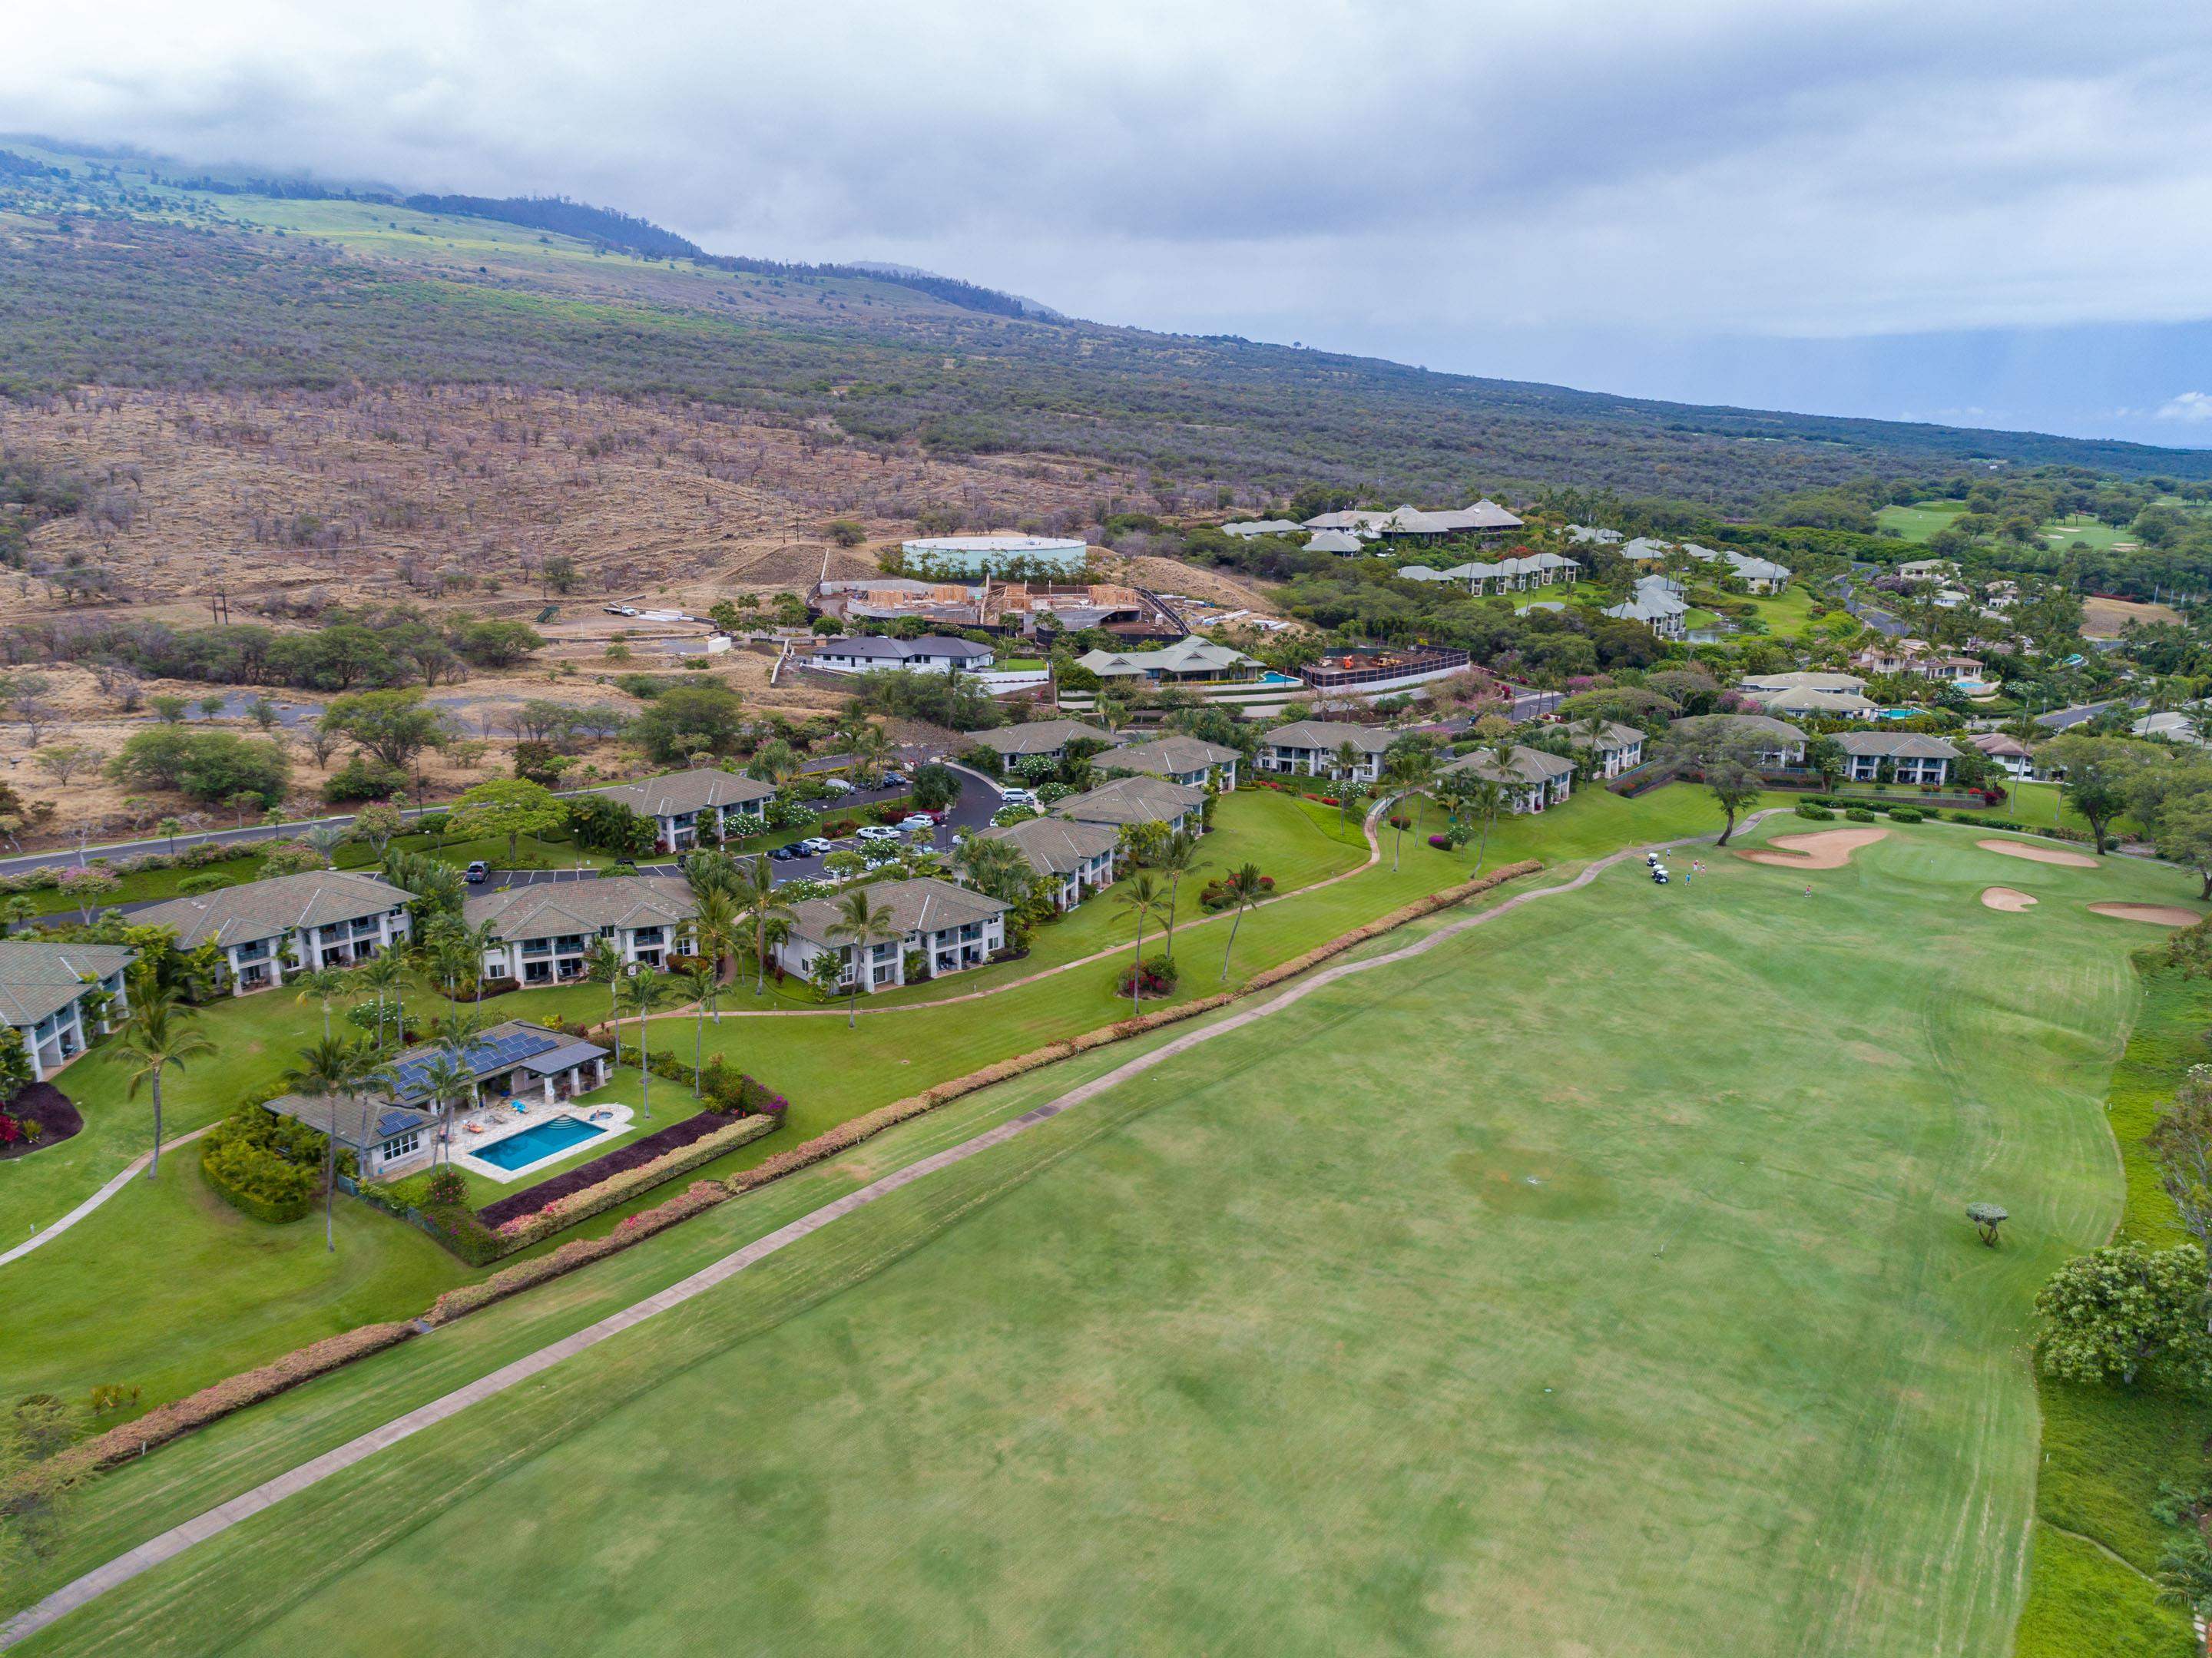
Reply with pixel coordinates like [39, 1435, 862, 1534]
[0, 1084, 82, 1158]
[478, 1108, 763, 1227]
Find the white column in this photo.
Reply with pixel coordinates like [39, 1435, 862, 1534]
[543, 1076, 555, 1107]
[20, 1028, 41, 1083]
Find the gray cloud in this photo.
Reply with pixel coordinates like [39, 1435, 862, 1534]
[8, 1, 2212, 440]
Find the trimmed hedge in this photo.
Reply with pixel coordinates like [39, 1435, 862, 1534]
[1795, 803, 1835, 821]
[1844, 808, 1877, 823]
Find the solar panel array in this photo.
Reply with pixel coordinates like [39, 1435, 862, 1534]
[386, 1026, 561, 1101]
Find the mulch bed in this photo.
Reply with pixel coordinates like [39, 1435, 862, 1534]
[0, 1084, 84, 1159]
[476, 1109, 741, 1227]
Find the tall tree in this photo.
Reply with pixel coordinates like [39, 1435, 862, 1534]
[2151, 1071, 2212, 1332]
[1151, 831, 1207, 958]
[1216, 862, 1268, 983]
[447, 777, 566, 865]
[738, 856, 794, 995]
[826, 891, 902, 1028]
[280, 1034, 398, 1253]
[585, 937, 628, 1060]
[1382, 749, 1436, 872]
[613, 971, 679, 1118]
[114, 973, 214, 1180]
[674, 961, 720, 1096]
[1661, 716, 1769, 846]
[2035, 733, 2146, 852]
[1111, 872, 1167, 1014]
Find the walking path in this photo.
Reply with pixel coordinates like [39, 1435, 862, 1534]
[0, 816, 1754, 1650]
[0, 1127, 217, 1270]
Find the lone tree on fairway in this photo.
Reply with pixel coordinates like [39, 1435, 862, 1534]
[1663, 716, 1769, 846]
[1112, 872, 1167, 1014]
[281, 1034, 397, 1253]
[114, 970, 214, 1180]
[2035, 733, 2142, 852]
[1152, 830, 1206, 958]
[826, 889, 902, 1028]
[1216, 862, 1268, 983]
[1382, 748, 1435, 872]
[1965, 1202, 2008, 1246]
[448, 777, 565, 866]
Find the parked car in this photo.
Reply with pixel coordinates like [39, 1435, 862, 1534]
[999, 787, 1035, 806]
[877, 772, 908, 789]
[800, 836, 836, 855]
[465, 860, 489, 884]
[819, 777, 854, 795]
[856, 825, 902, 843]
[770, 843, 804, 861]
[899, 815, 937, 833]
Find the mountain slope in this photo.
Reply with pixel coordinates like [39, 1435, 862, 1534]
[4, 137, 2209, 506]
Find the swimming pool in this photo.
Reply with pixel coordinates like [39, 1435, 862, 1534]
[472, 1116, 607, 1173]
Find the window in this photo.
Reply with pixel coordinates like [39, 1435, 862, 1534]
[381, 1130, 421, 1161]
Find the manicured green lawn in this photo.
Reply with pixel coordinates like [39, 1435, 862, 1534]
[1876, 500, 1969, 541]
[15, 822, 2198, 1654]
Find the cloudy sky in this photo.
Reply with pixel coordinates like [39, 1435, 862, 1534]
[10, 0, 2212, 445]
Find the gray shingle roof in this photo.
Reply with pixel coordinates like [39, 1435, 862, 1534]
[589, 769, 776, 818]
[1261, 721, 1393, 755]
[1051, 775, 1207, 827]
[970, 720, 1121, 758]
[131, 872, 415, 950]
[974, 816, 1121, 877]
[1674, 714, 1808, 743]
[1104, 736, 1239, 778]
[1834, 732, 1963, 760]
[1444, 745, 1575, 786]
[784, 877, 1010, 948]
[464, 876, 698, 942]
[0, 942, 137, 1028]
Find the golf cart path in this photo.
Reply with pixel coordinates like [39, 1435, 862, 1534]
[0, 1126, 217, 1270]
[0, 812, 1771, 1650]
[644, 795, 1395, 1022]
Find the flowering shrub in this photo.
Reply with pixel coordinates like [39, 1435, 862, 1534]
[1428, 834, 1452, 849]
[1197, 873, 1274, 912]
[1115, 952, 1181, 1000]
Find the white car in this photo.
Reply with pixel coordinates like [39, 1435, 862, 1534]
[856, 825, 902, 843]
[818, 778, 855, 795]
[899, 815, 937, 833]
[799, 836, 836, 855]
[999, 787, 1035, 806]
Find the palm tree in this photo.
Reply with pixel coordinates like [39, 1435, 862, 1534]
[584, 937, 628, 1061]
[1466, 777, 1508, 872]
[826, 890, 902, 1028]
[114, 975, 214, 1180]
[1382, 749, 1435, 872]
[1216, 863, 1269, 983]
[690, 887, 740, 1013]
[281, 1034, 398, 1253]
[1151, 831, 1206, 960]
[1111, 872, 1167, 1014]
[156, 816, 183, 856]
[674, 961, 720, 1095]
[460, 918, 502, 1006]
[738, 856, 793, 995]
[953, 834, 1034, 906]
[353, 949, 406, 1049]
[852, 723, 894, 787]
[291, 964, 354, 1041]
[415, 1044, 478, 1169]
[1, 895, 37, 937]
[1331, 743, 1363, 822]
[613, 971, 679, 1119]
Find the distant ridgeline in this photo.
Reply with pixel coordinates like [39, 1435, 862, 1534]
[147, 174, 1035, 319]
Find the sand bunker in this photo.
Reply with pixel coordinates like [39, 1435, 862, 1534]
[1734, 826, 1890, 869]
[1980, 888, 2038, 912]
[1978, 838, 2099, 869]
[2087, 903, 2203, 927]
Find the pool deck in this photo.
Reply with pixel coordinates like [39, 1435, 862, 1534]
[448, 1100, 638, 1183]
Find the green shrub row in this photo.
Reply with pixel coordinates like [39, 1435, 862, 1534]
[198, 1104, 344, 1223]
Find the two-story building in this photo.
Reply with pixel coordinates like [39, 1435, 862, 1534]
[1256, 721, 1394, 782]
[134, 872, 416, 994]
[1052, 775, 1208, 839]
[1675, 714, 1810, 769]
[776, 878, 1011, 992]
[1102, 736, 1240, 792]
[2, 942, 135, 1081]
[1737, 672, 1881, 721]
[588, 769, 776, 853]
[1588, 722, 1647, 777]
[464, 877, 698, 984]
[970, 817, 1121, 912]
[1443, 746, 1576, 812]
[1835, 731, 1962, 786]
[970, 719, 1124, 770]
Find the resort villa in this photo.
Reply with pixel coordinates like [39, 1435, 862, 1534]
[2, 942, 134, 1082]
[1602, 581, 1689, 640]
[1256, 721, 1394, 782]
[1586, 722, 1648, 777]
[1052, 775, 1208, 837]
[1397, 551, 1580, 594]
[809, 635, 998, 675]
[972, 816, 1121, 912]
[132, 872, 416, 995]
[1835, 731, 1963, 786]
[1442, 746, 1576, 812]
[1103, 736, 1241, 791]
[263, 1020, 612, 1180]
[1969, 732, 2042, 779]
[1073, 637, 1266, 686]
[1736, 671, 1880, 720]
[970, 720, 1124, 768]
[464, 876, 700, 983]
[589, 769, 775, 852]
[776, 877, 1011, 992]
